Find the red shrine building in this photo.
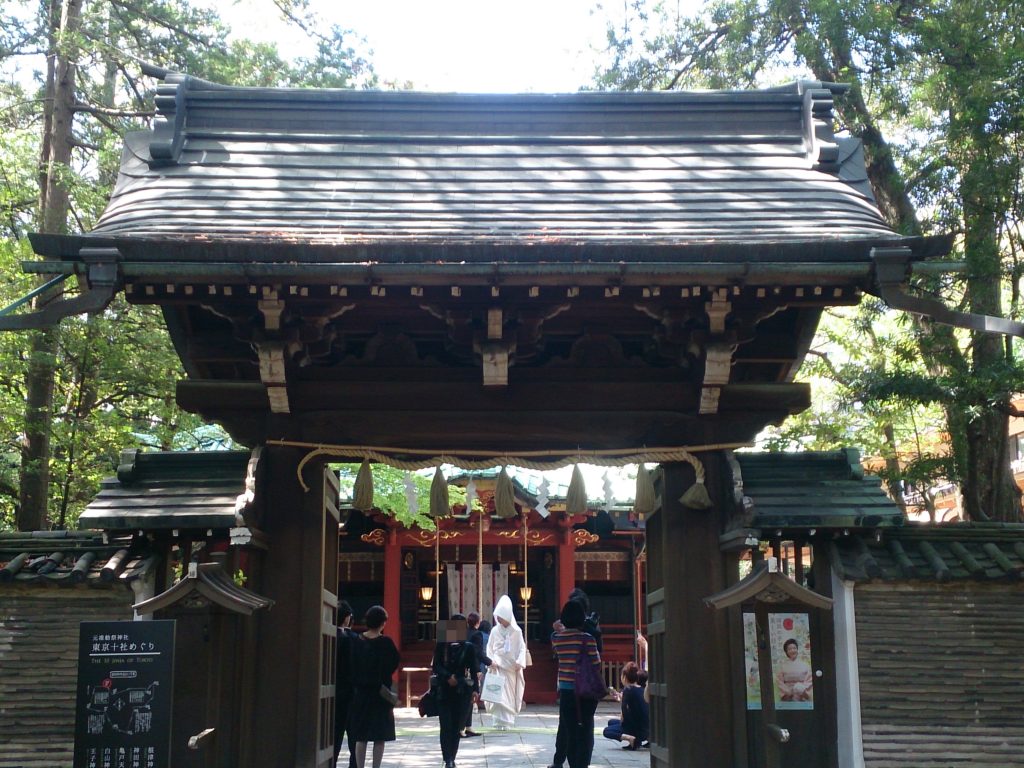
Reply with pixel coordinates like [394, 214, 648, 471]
[339, 472, 648, 701]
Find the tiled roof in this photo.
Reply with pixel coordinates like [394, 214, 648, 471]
[736, 448, 904, 531]
[78, 448, 252, 531]
[832, 523, 1024, 582]
[31, 77, 938, 263]
[0, 531, 157, 586]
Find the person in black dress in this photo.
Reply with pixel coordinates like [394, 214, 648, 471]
[461, 611, 491, 737]
[432, 615, 479, 768]
[334, 600, 358, 768]
[348, 605, 400, 768]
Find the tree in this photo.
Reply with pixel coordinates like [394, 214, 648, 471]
[597, 0, 1024, 521]
[759, 300, 952, 519]
[0, 0, 377, 530]
[334, 464, 465, 529]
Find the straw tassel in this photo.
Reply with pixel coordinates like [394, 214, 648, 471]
[494, 466, 517, 518]
[679, 477, 713, 509]
[566, 464, 589, 515]
[634, 463, 656, 518]
[429, 467, 451, 518]
[352, 459, 374, 511]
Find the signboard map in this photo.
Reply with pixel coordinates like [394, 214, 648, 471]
[74, 620, 175, 768]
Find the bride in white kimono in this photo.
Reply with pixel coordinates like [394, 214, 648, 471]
[484, 594, 527, 729]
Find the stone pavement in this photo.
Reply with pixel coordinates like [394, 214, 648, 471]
[357, 702, 649, 768]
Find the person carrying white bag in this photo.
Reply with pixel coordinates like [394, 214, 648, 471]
[482, 594, 527, 729]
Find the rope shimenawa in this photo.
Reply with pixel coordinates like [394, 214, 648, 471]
[264, 439, 751, 492]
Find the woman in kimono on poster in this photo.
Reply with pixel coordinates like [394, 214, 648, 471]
[484, 594, 527, 729]
[776, 638, 813, 702]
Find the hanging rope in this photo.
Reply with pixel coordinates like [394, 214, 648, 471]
[429, 467, 452, 519]
[565, 464, 588, 515]
[270, 439, 746, 491]
[493, 467, 517, 518]
[352, 459, 374, 511]
[634, 463, 656, 518]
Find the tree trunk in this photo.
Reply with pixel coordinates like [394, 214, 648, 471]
[803, 28, 1021, 522]
[958, 125, 1022, 522]
[18, 0, 83, 531]
[880, 422, 908, 516]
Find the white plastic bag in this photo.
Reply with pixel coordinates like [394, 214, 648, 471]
[480, 670, 504, 704]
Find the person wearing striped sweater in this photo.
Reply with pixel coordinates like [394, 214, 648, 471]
[550, 600, 601, 768]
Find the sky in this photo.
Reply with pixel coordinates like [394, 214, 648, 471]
[336, 0, 611, 92]
[224, 0, 637, 92]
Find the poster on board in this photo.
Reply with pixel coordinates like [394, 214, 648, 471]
[742, 612, 814, 711]
[769, 612, 813, 710]
[73, 620, 175, 768]
[742, 613, 762, 710]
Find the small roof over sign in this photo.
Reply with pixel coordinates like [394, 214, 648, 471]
[133, 561, 273, 615]
[704, 559, 834, 610]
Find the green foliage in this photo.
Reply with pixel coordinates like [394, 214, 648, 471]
[0, 0, 375, 531]
[760, 303, 949, 504]
[198, 30, 376, 89]
[333, 463, 465, 529]
[597, 0, 1024, 521]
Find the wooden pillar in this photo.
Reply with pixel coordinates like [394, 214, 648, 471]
[630, 544, 638, 651]
[249, 445, 328, 768]
[383, 528, 401, 643]
[557, 525, 575, 609]
[648, 457, 735, 768]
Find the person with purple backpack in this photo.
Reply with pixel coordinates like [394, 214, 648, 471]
[547, 588, 602, 768]
[550, 599, 601, 768]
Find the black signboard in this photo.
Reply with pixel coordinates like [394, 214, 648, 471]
[73, 620, 175, 768]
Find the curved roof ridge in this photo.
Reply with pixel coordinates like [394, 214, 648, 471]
[32, 74, 942, 263]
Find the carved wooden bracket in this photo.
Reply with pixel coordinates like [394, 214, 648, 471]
[404, 528, 463, 546]
[361, 529, 386, 546]
[258, 296, 285, 331]
[572, 529, 600, 547]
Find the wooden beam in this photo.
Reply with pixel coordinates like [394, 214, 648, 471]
[177, 378, 808, 414]
[176, 377, 809, 449]
[700, 342, 735, 415]
[256, 342, 290, 414]
[481, 342, 509, 386]
[699, 387, 721, 414]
